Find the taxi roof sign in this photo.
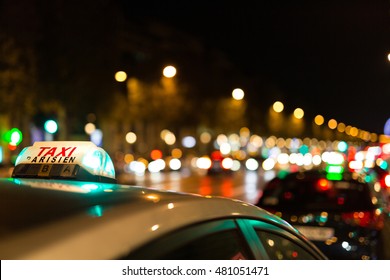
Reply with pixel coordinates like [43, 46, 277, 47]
[12, 141, 116, 183]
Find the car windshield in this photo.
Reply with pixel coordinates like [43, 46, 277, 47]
[258, 173, 376, 212]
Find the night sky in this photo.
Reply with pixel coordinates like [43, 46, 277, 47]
[125, 0, 390, 134]
[1, 0, 389, 135]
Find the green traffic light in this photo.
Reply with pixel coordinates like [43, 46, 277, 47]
[44, 120, 58, 134]
[4, 128, 23, 145]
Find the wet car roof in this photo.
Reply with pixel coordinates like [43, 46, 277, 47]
[0, 177, 299, 259]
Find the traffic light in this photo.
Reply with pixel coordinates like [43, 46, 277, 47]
[3, 128, 23, 150]
[44, 119, 58, 134]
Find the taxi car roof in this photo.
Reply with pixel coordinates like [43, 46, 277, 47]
[0, 178, 297, 259]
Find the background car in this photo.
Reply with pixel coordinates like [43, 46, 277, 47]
[0, 141, 326, 260]
[206, 150, 233, 175]
[256, 169, 390, 260]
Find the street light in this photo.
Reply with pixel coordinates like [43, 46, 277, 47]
[126, 132, 137, 144]
[290, 108, 304, 137]
[43, 119, 58, 141]
[328, 119, 337, 130]
[115, 71, 127, 82]
[44, 120, 58, 134]
[163, 66, 177, 78]
[4, 128, 23, 150]
[232, 88, 244, 100]
[293, 108, 304, 119]
[314, 115, 324, 125]
[272, 101, 284, 113]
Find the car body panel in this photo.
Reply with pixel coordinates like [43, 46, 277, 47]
[0, 178, 325, 259]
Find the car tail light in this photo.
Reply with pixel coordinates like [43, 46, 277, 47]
[211, 151, 223, 161]
[341, 210, 384, 230]
[316, 178, 331, 191]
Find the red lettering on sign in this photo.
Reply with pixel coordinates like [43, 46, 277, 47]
[37, 147, 51, 156]
[45, 147, 57, 156]
[55, 147, 75, 157]
[68, 147, 77, 156]
[37, 146, 77, 157]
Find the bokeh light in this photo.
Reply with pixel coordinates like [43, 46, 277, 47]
[232, 88, 244, 100]
[126, 132, 137, 144]
[114, 71, 127, 82]
[273, 101, 284, 113]
[328, 119, 337, 130]
[84, 123, 96, 135]
[293, 108, 304, 119]
[44, 120, 58, 134]
[163, 65, 177, 78]
[314, 115, 324, 125]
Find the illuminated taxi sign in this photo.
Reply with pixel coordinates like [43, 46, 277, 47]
[12, 141, 116, 183]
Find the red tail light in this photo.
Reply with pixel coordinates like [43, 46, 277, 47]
[211, 151, 223, 161]
[316, 178, 331, 191]
[341, 210, 384, 230]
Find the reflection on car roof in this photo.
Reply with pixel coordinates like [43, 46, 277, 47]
[0, 177, 295, 259]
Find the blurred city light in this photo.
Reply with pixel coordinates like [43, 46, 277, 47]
[231, 160, 241, 171]
[384, 118, 390, 135]
[90, 129, 103, 146]
[84, 123, 96, 135]
[293, 108, 304, 119]
[162, 65, 177, 78]
[216, 134, 228, 148]
[314, 115, 324, 125]
[171, 148, 182, 158]
[4, 128, 23, 146]
[148, 159, 165, 173]
[182, 136, 196, 148]
[337, 141, 348, 152]
[232, 88, 244, 100]
[44, 120, 58, 134]
[124, 154, 134, 164]
[114, 71, 127, 82]
[221, 157, 234, 169]
[220, 142, 231, 155]
[169, 158, 181, 170]
[272, 101, 284, 113]
[385, 175, 390, 188]
[200, 132, 212, 144]
[246, 158, 259, 171]
[328, 119, 337, 130]
[112, 122, 389, 178]
[196, 156, 212, 169]
[126, 132, 137, 144]
[250, 135, 263, 147]
[262, 158, 275, 171]
[350, 127, 359, 137]
[277, 153, 289, 165]
[150, 149, 163, 160]
[129, 161, 146, 175]
[337, 122, 346, 133]
[161, 129, 176, 145]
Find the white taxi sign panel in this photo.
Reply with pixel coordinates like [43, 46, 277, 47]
[13, 141, 116, 183]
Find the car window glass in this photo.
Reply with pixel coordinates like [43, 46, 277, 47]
[156, 229, 251, 260]
[255, 230, 316, 260]
[123, 219, 254, 260]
